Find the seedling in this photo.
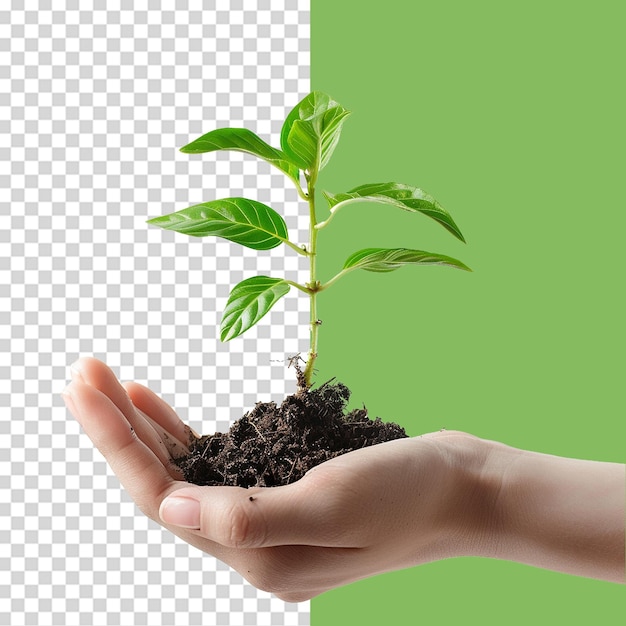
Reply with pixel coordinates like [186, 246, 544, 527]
[148, 92, 469, 393]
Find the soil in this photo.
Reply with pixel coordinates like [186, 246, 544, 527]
[174, 380, 407, 487]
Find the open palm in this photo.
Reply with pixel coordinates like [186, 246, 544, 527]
[62, 357, 485, 601]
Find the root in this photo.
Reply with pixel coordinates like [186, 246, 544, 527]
[288, 353, 309, 394]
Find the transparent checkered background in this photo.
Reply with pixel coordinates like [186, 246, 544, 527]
[1, 2, 310, 624]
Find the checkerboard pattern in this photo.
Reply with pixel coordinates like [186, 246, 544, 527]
[1, 2, 311, 624]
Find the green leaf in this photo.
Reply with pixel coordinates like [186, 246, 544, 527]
[179, 127, 300, 183]
[220, 276, 291, 341]
[343, 247, 471, 273]
[323, 183, 466, 243]
[147, 198, 289, 250]
[280, 91, 351, 172]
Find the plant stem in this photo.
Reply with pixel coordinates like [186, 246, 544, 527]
[315, 197, 375, 230]
[282, 238, 310, 256]
[294, 177, 309, 202]
[317, 267, 351, 292]
[285, 280, 311, 294]
[302, 169, 319, 389]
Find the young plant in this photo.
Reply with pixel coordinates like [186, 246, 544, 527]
[148, 92, 470, 392]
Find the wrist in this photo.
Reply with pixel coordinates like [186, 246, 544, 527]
[414, 432, 511, 562]
[450, 435, 524, 560]
[449, 435, 625, 582]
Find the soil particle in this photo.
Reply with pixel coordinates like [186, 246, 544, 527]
[174, 380, 407, 487]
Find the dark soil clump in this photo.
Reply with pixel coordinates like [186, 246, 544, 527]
[174, 381, 407, 487]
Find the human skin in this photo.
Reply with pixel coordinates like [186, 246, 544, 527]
[61, 357, 625, 602]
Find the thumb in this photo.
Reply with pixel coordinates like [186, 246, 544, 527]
[159, 478, 349, 549]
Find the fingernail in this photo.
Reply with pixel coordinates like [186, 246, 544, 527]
[70, 362, 84, 383]
[62, 387, 77, 416]
[160, 496, 201, 529]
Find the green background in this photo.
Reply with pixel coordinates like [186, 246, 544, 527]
[311, 0, 625, 624]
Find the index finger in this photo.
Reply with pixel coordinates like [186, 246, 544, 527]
[63, 380, 177, 521]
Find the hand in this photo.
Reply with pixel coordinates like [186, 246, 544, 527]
[62, 358, 625, 602]
[61, 358, 489, 602]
